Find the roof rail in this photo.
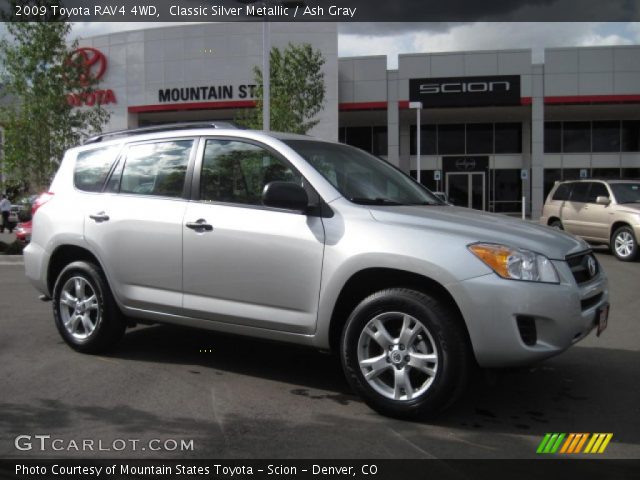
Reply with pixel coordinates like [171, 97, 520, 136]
[83, 121, 240, 144]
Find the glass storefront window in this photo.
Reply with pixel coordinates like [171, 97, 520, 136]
[621, 121, 640, 152]
[438, 124, 465, 155]
[492, 169, 522, 212]
[494, 123, 522, 154]
[592, 168, 621, 179]
[563, 122, 591, 153]
[410, 125, 437, 155]
[466, 124, 493, 154]
[344, 126, 373, 153]
[543, 168, 562, 198]
[592, 121, 621, 152]
[544, 122, 562, 153]
[372, 126, 388, 156]
[622, 168, 640, 179]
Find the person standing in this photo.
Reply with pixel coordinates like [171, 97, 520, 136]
[0, 194, 12, 234]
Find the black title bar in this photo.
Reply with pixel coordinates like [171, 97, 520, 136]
[2, 0, 640, 22]
[1, 459, 640, 480]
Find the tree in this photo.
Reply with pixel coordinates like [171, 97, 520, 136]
[0, 1, 110, 192]
[237, 43, 325, 134]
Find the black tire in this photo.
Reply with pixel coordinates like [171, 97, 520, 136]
[341, 288, 471, 419]
[52, 261, 125, 353]
[549, 219, 563, 230]
[611, 226, 639, 262]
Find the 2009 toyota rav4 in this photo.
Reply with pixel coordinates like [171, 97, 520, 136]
[24, 123, 610, 419]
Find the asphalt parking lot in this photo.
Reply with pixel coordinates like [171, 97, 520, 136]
[1, 249, 639, 459]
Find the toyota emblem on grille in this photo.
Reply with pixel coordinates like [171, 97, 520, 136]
[586, 255, 597, 278]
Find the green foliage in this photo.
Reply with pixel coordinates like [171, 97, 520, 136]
[0, 1, 110, 192]
[237, 43, 325, 134]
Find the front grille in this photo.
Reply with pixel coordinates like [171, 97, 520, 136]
[516, 316, 537, 346]
[566, 251, 599, 285]
[581, 293, 603, 311]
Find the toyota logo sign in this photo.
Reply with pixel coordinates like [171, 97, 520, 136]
[65, 47, 116, 107]
[68, 47, 107, 86]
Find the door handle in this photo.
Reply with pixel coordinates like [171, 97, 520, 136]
[89, 212, 110, 222]
[186, 219, 213, 232]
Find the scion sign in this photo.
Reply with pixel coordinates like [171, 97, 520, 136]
[409, 75, 520, 107]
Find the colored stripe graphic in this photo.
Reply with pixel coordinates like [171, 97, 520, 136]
[538, 433, 613, 454]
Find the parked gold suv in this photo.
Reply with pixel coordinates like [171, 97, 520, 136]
[541, 179, 640, 261]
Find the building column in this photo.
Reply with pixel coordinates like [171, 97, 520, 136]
[386, 71, 400, 167]
[521, 119, 532, 216]
[531, 64, 545, 219]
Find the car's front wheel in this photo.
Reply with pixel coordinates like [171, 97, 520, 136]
[611, 226, 638, 261]
[341, 288, 471, 419]
[52, 261, 125, 353]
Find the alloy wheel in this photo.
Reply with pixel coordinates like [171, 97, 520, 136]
[59, 276, 101, 341]
[357, 312, 438, 401]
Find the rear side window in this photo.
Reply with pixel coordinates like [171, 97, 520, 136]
[74, 146, 120, 192]
[119, 140, 193, 198]
[552, 183, 571, 201]
[570, 182, 590, 203]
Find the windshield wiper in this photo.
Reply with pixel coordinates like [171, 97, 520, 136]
[349, 197, 405, 206]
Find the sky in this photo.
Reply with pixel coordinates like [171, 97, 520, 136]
[59, 22, 640, 68]
[0, 22, 638, 68]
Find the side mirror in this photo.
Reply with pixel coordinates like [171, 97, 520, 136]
[262, 181, 309, 212]
[596, 196, 611, 206]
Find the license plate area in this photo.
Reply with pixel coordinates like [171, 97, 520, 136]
[596, 304, 609, 336]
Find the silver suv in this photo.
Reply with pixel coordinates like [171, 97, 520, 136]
[24, 123, 609, 419]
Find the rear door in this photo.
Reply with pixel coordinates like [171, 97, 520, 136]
[84, 138, 196, 314]
[561, 182, 590, 236]
[181, 137, 325, 334]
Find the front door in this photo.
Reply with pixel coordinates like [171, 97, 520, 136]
[446, 172, 486, 210]
[181, 138, 325, 335]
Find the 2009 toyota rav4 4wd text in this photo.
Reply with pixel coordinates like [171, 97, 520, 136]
[25, 123, 610, 419]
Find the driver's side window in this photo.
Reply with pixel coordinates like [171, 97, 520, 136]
[200, 139, 302, 206]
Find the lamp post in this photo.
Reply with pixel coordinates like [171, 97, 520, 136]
[239, 0, 271, 131]
[262, 19, 270, 131]
[409, 101, 423, 183]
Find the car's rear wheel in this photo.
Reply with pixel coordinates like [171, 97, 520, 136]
[549, 219, 563, 230]
[52, 261, 125, 353]
[611, 226, 638, 261]
[341, 288, 471, 419]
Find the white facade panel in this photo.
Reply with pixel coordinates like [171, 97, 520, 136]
[545, 49, 578, 73]
[578, 73, 614, 95]
[544, 73, 579, 96]
[463, 53, 499, 76]
[614, 72, 640, 94]
[578, 48, 614, 73]
[613, 47, 640, 72]
[430, 54, 465, 77]
[544, 155, 562, 168]
[497, 51, 532, 75]
[592, 154, 621, 168]
[398, 55, 430, 79]
[562, 154, 591, 168]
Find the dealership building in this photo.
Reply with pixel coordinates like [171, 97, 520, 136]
[65, 23, 640, 217]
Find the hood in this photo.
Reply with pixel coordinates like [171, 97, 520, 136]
[368, 205, 588, 260]
[617, 203, 640, 214]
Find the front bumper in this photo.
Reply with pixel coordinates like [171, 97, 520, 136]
[447, 258, 609, 368]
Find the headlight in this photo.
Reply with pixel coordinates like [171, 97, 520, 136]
[468, 243, 559, 283]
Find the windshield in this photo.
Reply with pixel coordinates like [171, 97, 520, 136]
[283, 140, 441, 205]
[611, 183, 640, 204]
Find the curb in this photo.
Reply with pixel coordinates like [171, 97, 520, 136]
[0, 255, 24, 264]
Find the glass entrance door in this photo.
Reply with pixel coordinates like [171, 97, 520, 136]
[446, 172, 486, 210]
